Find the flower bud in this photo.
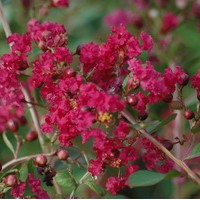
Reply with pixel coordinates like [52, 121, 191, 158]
[162, 94, 173, 103]
[75, 43, 86, 55]
[126, 95, 139, 106]
[35, 155, 48, 167]
[184, 110, 195, 120]
[162, 139, 174, 151]
[3, 174, 17, 187]
[179, 74, 189, 86]
[57, 149, 69, 160]
[7, 118, 19, 132]
[126, 77, 140, 91]
[25, 131, 38, 142]
[138, 111, 148, 121]
[197, 92, 200, 101]
[64, 68, 76, 78]
[18, 116, 27, 126]
[193, 0, 200, 18]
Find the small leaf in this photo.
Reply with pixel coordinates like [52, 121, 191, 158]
[85, 181, 105, 196]
[2, 133, 16, 158]
[148, 114, 177, 133]
[122, 75, 130, 89]
[19, 163, 28, 181]
[165, 170, 183, 179]
[18, 74, 30, 82]
[191, 124, 200, 134]
[128, 170, 165, 188]
[184, 143, 200, 160]
[55, 170, 77, 189]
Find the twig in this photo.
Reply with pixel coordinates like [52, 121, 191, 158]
[0, 0, 11, 37]
[2, 151, 56, 171]
[13, 132, 21, 158]
[121, 110, 200, 185]
[21, 84, 47, 153]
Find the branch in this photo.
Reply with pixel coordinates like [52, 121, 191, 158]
[0, 1, 11, 37]
[21, 84, 47, 152]
[2, 151, 56, 171]
[121, 110, 200, 185]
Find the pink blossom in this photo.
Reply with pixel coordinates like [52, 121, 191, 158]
[10, 181, 26, 198]
[161, 12, 179, 34]
[106, 177, 126, 194]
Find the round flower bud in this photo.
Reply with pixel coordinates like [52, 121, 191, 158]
[64, 68, 76, 78]
[184, 110, 195, 120]
[18, 116, 27, 126]
[17, 60, 29, 71]
[197, 92, 200, 101]
[3, 174, 17, 187]
[126, 76, 140, 91]
[179, 74, 189, 86]
[7, 119, 19, 132]
[162, 94, 173, 103]
[138, 111, 148, 121]
[75, 43, 86, 55]
[162, 139, 174, 151]
[126, 95, 139, 106]
[57, 149, 69, 160]
[25, 131, 38, 142]
[35, 155, 48, 167]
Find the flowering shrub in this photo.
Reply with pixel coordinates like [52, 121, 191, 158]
[0, 0, 200, 198]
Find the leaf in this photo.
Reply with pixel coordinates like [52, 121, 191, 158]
[165, 170, 183, 179]
[85, 181, 105, 196]
[19, 163, 28, 181]
[104, 194, 128, 199]
[191, 124, 200, 134]
[122, 75, 130, 89]
[2, 133, 16, 158]
[55, 170, 77, 189]
[18, 74, 30, 82]
[184, 143, 200, 160]
[128, 170, 165, 188]
[147, 114, 177, 133]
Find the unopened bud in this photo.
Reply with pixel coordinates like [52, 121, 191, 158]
[35, 155, 48, 167]
[3, 174, 17, 187]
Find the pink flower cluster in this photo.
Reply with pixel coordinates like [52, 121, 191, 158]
[0, 33, 32, 132]
[10, 173, 49, 199]
[1, 16, 195, 195]
[142, 137, 174, 173]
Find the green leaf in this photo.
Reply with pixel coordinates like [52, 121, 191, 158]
[19, 163, 28, 181]
[147, 114, 177, 133]
[184, 143, 200, 160]
[18, 74, 30, 82]
[122, 75, 130, 89]
[104, 194, 128, 199]
[128, 170, 165, 188]
[165, 170, 183, 179]
[191, 124, 200, 134]
[2, 133, 16, 158]
[85, 181, 106, 196]
[55, 170, 77, 189]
